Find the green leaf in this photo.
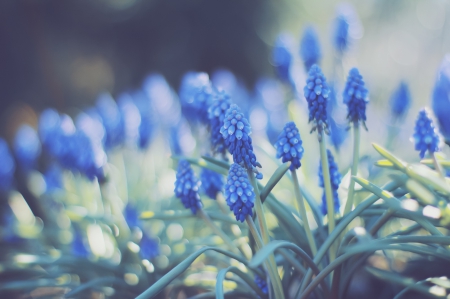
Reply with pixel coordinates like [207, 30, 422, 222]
[421, 159, 450, 168]
[405, 164, 450, 196]
[140, 210, 244, 226]
[201, 155, 231, 170]
[215, 266, 265, 299]
[260, 163, 290, 202]
[136, 247, 248, 299]
[372, 143, 407, 171]
[64, 277, 124, 298]
[172, 156, 228, 175]
[187, 290, 260, 299]
[374, 159, 396, 169]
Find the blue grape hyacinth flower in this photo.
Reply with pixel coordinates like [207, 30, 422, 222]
[275, 122, 304, 170]
[303, 65, 330, 137]
[412, 108, 442, 159]
[390, 82, 411, 120]
[343, 68, 369, 128]
[272, 33, 294, 83]
[200, 168, 224, 200]
[96, 93, 125, 149]
[13, 124, 41, 170]
[0, 139, 15, 192]
[255, 274, 269, 294]
[124, 203, 141, 229]
[220, 104, 262, 178]
[44, 163, 63, 192]
[72, 227, 90, 258]
[140, 232, 160, 260]
[319, 150, 341, 215]
[224, 163, 255, 222]
[208, 90, 231, 156]
[300, 26, 322, 71]
[174, 160, 203, 214]
[432, 59, 450, 144]
[179, 72, 215, 125]
[333, 15, 350, 54]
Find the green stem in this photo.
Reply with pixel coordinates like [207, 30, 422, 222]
[291, 169, 317, 256]
[319, 138, 336, 262]
[344, 124, 360, 214]
[197, 209, 242, 256]
[247, 170, 286, 299]
[431, 152, 446, 179]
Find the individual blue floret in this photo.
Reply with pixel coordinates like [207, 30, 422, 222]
[272, 33, 294, 83]
[303, 65, 330, 137]
[275, 122, 304, 170]
[300, 26, 322, 71]
[174, 160, 203, 214]
[200, 168, 224, 200]
[0, 139, 15, 192]
[224, 163, 255, 222]
[179, 72, 215, 125]
[412, 108, 442, 159]
[220, 104, 262, 177]
[343, 68, 369, 128]
[13, 125, 41, 170]
[390, 82, 411, 120]
[140, 232, 160, 260]
[208, 90, 231, 156]
[255, 274, 269, 294]
[319, 150, 341, 215]
[96, 93, 125, 149]
[432, 59, 450, 144]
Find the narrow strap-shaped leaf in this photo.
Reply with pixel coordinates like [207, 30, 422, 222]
[64, 277, 125, 298]
[188, 290, 260, 299]
[372, 143, 407, 171]
[136, 247, 248, 299]
[140, 210, 244, 226]
[260, 163, 291, 201]
[201, 155, 231, 170]
[172, 156, 228, 175]
[215, 266, 265, 299]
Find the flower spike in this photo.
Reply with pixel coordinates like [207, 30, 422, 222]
[412, 108, 442, 159]
[343, 68, 369, 128]
[174, 160, 203, 214]
[275, 122, 304, 170]
[224, 163, 255, 222]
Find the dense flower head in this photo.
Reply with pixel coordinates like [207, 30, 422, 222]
[275, 122, 304, 170]
[208, 90, 231, 155]
[412, 108, 442, 159]
[13, 125, 41, 170]
[200, 168, 224, 200]
[343, 68, 369, 127]
[333, 15, 350, 53]
[432, 56, 450, 143]
[96, 93, 125, 149]
[220, 104, 262, 177]
[390, 82, 411, 120]
[0, 139, 15, 192]
[272, 33, 294, 82]
[224, 163, 255, 222]
[140, 232, 160, 260]
[179, 72, 215, 124]
[300, 26, 322, 71]
[255, 274, 268, 294]
[319, 150, 341, 215]
[174, 160, 202, 214]
[303, 65, 330, 135]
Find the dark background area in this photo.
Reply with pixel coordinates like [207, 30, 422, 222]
[0, 0, 278, 138]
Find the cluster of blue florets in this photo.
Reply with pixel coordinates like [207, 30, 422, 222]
[254, 274, 269, 294]
[300, 26, 322, 71]
[220, 104, 262, 177]
[343, 68, 369, 128]
[275, 122, 304, 170]
[174, 160, 203, 214]
[304, 65, 330, 136]
[319, 150, 341, 215]
[272, 34, 294, 83]
[412, 109, 442, 159]
[200, 168, 224, 200]
[224, 163, 255, 222]
[208, 90, 232, 156]
[390, 82, 411, 120]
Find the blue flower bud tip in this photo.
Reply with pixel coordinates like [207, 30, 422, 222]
[343, 67, 369, 128]
[174, 160, 203, 214]
[413, 108, 442, 159]
[319, 150, 341, 215]
[224, 163, 255, 222]
[275, 122, 304, 170]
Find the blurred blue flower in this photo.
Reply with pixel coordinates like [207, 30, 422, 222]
[133, 90, 155, 149]
[39, 108, 62, 155]
[343, 68, 369, 127]
[44, 163, 63, 192]
[300, 26, 322, 71]
[0, 139, 15, 192]
[72, 227, 90, 258]
[304, 65, 330, 136]
[319, 150, 341, 215]
[96, 93, 125, 149]
[275, 122, 304, 170]
[224, 163, 255, 222]
[432, 57, 450, 143]
[140, 232, 160, 260]
[412, 108, 442, 159]
[333, 16, 349, 54]
[200, 168, 224, 200]
[220, 104, 262, 178]
[390, 81, 411, 120]
[174, 160, 202, 214]
[272, 33, 294, 83]
[255, 274, 268, 294]
[118, 93, 141, 146]
[13, 125, 41, 170]
[179, 72, 215, 124]
[328, 117, 347, 151]
[208, 90, 231, 156]
[124, 203, 141, 229]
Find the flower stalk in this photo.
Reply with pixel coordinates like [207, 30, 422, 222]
[344, 124, 360, 214]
